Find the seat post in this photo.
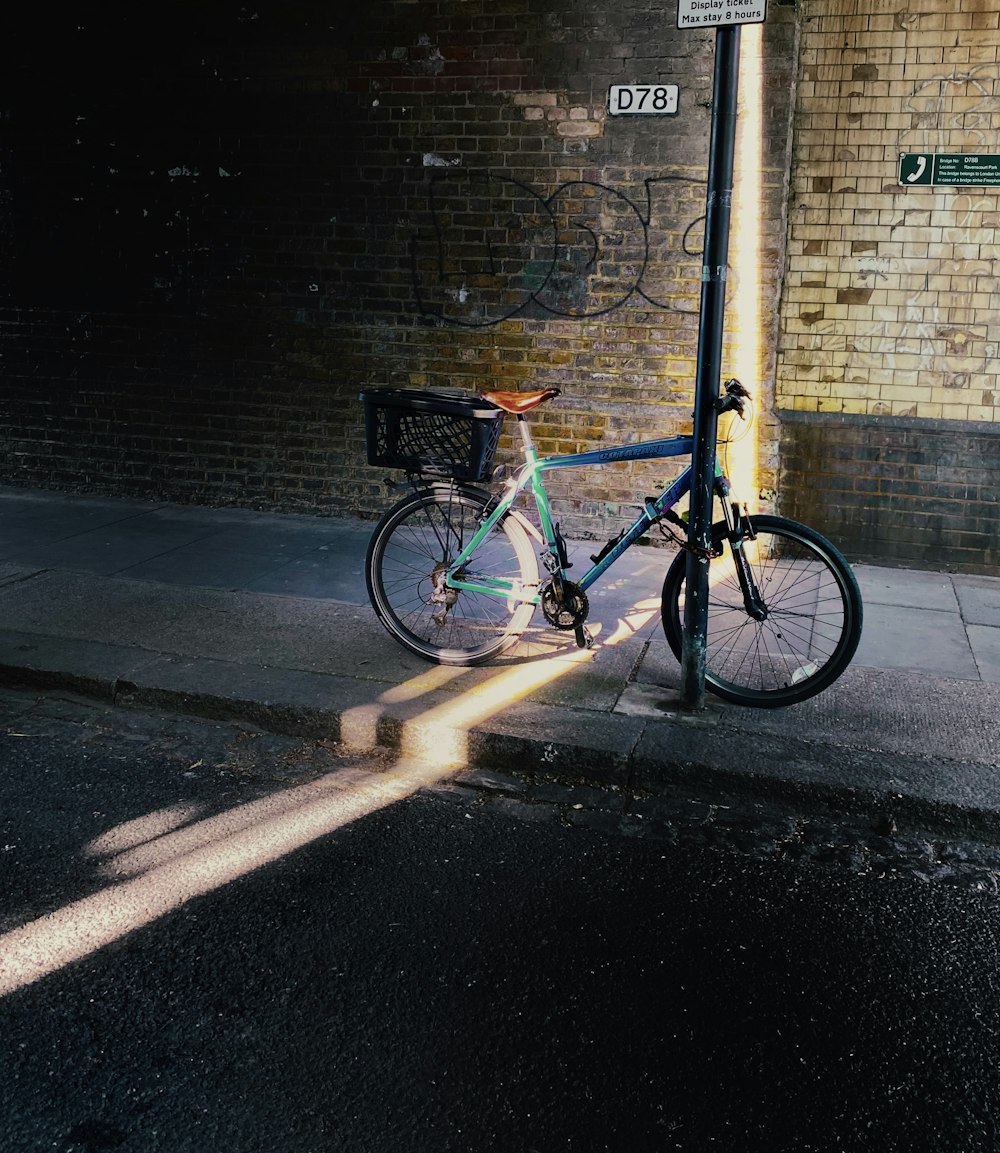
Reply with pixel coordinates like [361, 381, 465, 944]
[516, 414, 536, 455]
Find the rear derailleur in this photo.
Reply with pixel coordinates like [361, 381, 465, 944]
[429, 560, 460, 626]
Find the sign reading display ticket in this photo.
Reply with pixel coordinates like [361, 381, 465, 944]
[678, 0, 767, 27]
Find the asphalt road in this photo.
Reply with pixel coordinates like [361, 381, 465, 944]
[3, 690, 1000, 1153]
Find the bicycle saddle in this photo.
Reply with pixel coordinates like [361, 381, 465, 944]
[481, 387, 561, 414]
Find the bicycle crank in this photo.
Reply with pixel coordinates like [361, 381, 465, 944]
[537, 579, 589, 650]
[540, 578, 587, 629]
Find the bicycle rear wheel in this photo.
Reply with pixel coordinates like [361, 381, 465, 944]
[366, 484, 539, 666]
[661, 515, 863, 707]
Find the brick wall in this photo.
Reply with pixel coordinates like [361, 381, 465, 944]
[780, 410, 999, 572]
[1, 0, 797, 540]
[777, 0, 1000, 571]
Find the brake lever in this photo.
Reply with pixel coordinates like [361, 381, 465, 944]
[712, 382, 748, 418]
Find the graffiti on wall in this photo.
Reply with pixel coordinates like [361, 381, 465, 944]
[409, 169, 708, 327]
[900, 66, 1000, 152]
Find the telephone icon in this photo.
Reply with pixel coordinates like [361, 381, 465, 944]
[907, 156, 928, 182]
[899, 154, 933, 185]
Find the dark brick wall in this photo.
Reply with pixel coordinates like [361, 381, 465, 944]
[1, 0, 798, 534]
[778, 411, 1000, 574]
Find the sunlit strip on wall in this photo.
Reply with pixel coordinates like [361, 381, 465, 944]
[727, 23, 763, 510]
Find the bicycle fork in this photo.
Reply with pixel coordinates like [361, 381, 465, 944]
[717, 477, 768, 622]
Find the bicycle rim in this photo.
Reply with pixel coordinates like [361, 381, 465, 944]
[366, 486, 538, 666]
[662, 515, 863, 707]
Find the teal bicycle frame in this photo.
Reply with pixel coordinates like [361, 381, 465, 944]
[445, 422, 729, 606]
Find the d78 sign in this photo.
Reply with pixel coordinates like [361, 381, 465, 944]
[608, 85, 679, 116]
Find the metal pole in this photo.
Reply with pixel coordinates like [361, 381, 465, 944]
[680, 23, 741, 710]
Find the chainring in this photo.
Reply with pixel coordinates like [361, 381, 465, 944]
[541, 580, 589, 630]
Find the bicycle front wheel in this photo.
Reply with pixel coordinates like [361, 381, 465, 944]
[661, 515, 863, 707]
[366, 484, 539, 666]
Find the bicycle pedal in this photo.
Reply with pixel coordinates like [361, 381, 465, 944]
[574, 624, 593, 649]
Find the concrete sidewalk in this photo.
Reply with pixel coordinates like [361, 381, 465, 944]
[1, 485, 999, 832]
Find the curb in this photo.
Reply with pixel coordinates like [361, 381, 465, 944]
[4, 652, 1000, 845]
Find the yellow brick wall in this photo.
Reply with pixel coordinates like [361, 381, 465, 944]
[777, 0, 1000, 422]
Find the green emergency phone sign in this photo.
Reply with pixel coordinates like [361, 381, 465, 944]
[899, 153, 1000, 186]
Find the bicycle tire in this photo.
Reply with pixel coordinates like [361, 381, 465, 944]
[366, 484, 539, 666]
[661, 515, 863, 707]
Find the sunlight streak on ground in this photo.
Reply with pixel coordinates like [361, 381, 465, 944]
[0, 580, 663, 998]
[396, 642, 597, 764]
[602, 602, 659, 647]
[84, 803, 207, 860]
[0, 759, 447, 997]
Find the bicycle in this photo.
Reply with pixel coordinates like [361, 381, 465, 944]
[360, 381, 863, 708]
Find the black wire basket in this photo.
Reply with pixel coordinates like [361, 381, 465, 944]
[360, 388, 505, 481]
